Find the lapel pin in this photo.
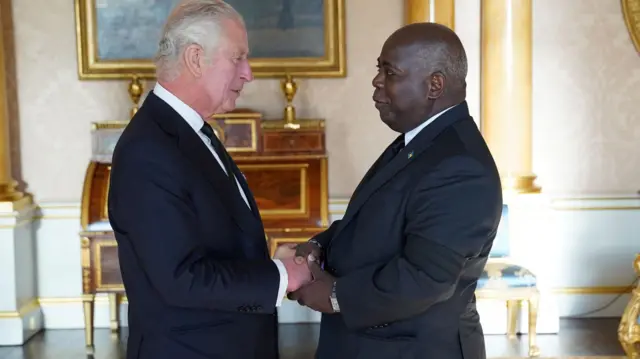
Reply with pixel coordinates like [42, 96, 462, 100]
[408, 151, 414, 159]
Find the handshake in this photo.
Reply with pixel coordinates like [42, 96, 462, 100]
[274, 241, 337, 313]
[274, 241, 322, 293]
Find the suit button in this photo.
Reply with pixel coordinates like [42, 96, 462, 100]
[370, 323, 388, 329]
[255, 305, 262, 311]
[237, 306, 246, 312]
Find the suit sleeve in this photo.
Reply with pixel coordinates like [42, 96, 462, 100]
[335, 156, 501, 329]
[311, 220, 340, 247]
[108, 151, 280, 313]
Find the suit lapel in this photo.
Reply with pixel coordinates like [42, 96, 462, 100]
[146, 93, 263, 238]
[334, 102, 471, 239]
[349, 136, 401, 200]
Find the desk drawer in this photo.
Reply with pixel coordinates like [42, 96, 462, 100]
[262, 131, 324, 153]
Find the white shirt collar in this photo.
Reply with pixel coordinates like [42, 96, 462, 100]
[404, 104, 456, 145]
[152, 82, 205, 133]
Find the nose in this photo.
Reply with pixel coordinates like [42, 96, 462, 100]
[372, 71, 383, 89]
[241, 59, 253, 82]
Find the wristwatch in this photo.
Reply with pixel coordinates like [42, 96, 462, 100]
[309, 238, 322, 248]
[330, 281, 340, 312]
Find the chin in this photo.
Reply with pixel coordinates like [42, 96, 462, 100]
[380, 114, 395, 127]
[381, 118, 403, 133]
[220, 100, 238, 113]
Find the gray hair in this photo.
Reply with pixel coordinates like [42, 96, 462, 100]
[154, 0, 244, 81]
[417, 42, 468, 90]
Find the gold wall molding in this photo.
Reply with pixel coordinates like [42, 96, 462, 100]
[0, 298, 40, 319]
[330, 195, 640, 214]
[622, 0, 640, 52]
[550, 195, 640, 211]
[405, 0, 455, 29]
[31, 195, 640, 220]
[0, 198, 36, 228]
[33, 285, 632, 309]
[0, 218, 32, 229]
[552, 196, 640, 201]
[551, 205, 640, 211]
[39, 295, 124, 306]
[551, 286, 633, 295]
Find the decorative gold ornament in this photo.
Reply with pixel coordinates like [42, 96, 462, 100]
[622, 0, 640, 52]
[281, 74, 300, 130]
[128, 75, 144, 118]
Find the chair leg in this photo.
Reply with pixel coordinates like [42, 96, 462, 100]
[527, 292, 541, 357]
[82, 294, 95, 356]
[108, 293, 120, 334]
[506, 300, 519, 339]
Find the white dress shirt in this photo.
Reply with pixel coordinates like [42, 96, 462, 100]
[153, 83, 288, 307]
[404, 105, 456, 145]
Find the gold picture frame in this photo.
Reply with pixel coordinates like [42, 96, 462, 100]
[622, 0, 640, 53]
[405, 0, 455, 29]
[74, 0, 346, 80]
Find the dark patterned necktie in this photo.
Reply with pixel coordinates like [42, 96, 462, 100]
[380, 134, 405, 167]
[200, 122, 234, 182]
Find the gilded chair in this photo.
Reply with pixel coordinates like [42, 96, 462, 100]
[476, 204, 540, 357]
[618, 254, 640, 358]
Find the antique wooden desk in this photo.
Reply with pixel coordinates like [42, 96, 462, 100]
[79, 110, 329, 354]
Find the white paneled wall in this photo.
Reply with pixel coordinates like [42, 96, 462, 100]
[1, 195, 637, 340]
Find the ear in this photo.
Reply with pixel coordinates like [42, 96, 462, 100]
[183, 44, 205, 78]
[427, 72, 445, 99]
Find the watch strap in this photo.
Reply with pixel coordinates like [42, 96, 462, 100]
[330, 281, 340, 312]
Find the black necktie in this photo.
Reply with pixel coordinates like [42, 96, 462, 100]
[380, 134, 405, 166]
[200, 122, 234, 182]
[391, 135, 406, 156]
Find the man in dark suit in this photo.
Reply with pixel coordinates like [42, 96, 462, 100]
[107, 1, 311, 358]
[290, 23, 503, 359]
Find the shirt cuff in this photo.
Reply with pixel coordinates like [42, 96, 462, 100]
[272, 259, 288, 307]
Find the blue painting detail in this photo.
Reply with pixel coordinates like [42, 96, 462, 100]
[95, 0, 176, 61]
[95, 0, 325, 61]
[477, 263, 537, 289]
[490, 204, 510, 258]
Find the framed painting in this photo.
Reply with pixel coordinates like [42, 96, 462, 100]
[622, 0, 640, 53]
[74, 0, 346, 79]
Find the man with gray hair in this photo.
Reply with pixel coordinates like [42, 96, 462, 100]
[108, 1, 311, 358]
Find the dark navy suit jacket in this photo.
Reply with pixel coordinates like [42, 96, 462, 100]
[313, 102, 503, 359]
[108, 92, 280, 359]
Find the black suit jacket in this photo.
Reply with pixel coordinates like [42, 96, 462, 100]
[108, 92, 280, 359]
[313, 102, 502, 359]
